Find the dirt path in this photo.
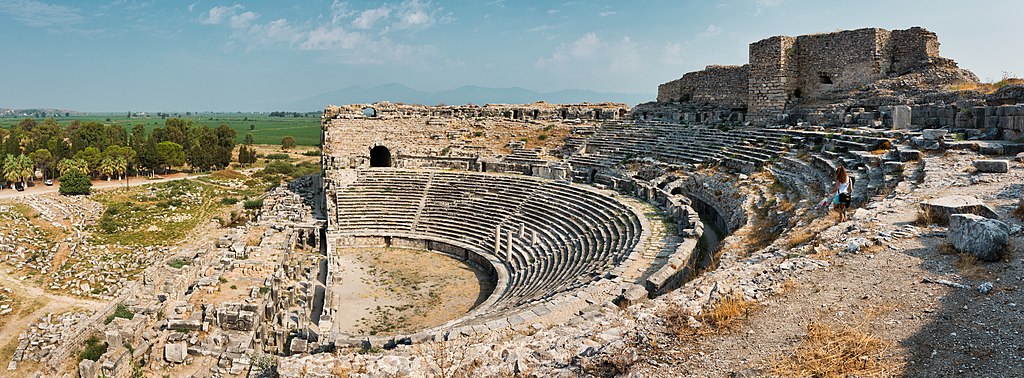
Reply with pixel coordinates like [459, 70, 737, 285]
[0, 173, 191, 200]
[631, 150, 1024, 377]
[0, 269, 105, 375]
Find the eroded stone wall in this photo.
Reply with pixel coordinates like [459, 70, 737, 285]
[656, 64, 749, 107]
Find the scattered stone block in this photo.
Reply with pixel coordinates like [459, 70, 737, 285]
[922, 129, 947, 140]
[949, 214, 1009, 261]
[164, 342, 186, 364]
[920, 195, 998, 224]
[972, 159, 1009, 173]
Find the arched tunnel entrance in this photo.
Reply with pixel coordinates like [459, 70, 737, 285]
[370, 145, 392, 167]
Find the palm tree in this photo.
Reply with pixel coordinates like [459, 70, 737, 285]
[3, 154, 33, 188]
[57, 158, 89, 177]
[15, 154, 32, 184]
[99, 157, 115, 181]
[113, 156, 127, 180]
[2, 154, 17, 188]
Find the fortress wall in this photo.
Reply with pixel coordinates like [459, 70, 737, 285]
[657, 65, 749, 107]
[792, 28, 886, 97]
[748, 35, 797, 124]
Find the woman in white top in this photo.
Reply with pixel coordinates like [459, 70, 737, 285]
[831, 166, 852, 222]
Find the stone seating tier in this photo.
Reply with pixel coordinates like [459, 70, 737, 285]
[331, 168, 643, 313]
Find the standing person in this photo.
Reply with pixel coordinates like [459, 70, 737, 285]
[831, 166, 853, 222]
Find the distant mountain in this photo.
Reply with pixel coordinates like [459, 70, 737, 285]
[267, 84, 653, 111]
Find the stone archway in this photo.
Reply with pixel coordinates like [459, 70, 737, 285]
[370, 145, 392, 167]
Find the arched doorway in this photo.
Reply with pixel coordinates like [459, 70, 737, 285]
[370, 145, 392, 167]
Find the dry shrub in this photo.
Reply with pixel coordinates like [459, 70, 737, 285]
[949, 76, 1024, 94]
[778, 279, 800, 295]
[913, 207, 937, 226]
[769, 321, 901, 377]
[952, 252, 991, 279]
[662, 293, 756, 340]
[577, 349, 636, 378]
[1012, 203, 1024, 220]
[416, 339, 481, 378]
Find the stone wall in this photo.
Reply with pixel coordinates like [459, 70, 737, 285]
[658, 26, 968, 126]
[792, 28, 885, 98]
[748, 36, 797, 124]
[657, 65, 749, 107]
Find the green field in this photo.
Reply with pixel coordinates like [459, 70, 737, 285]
[0, 113, 321, 146]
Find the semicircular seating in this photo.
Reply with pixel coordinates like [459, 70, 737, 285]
[332, 168, 643, 314]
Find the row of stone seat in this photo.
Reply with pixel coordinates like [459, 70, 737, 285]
[569, 123, 798, 175]
[331, 168, 643, 314]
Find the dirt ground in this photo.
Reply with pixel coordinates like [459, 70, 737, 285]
[332, 248, 493, 336]
[631, 150, 1024, 377]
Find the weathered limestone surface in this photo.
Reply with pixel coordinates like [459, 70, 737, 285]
[920, 195, 998, 223]
[972, 160, 1009, 173]
[949, 214, 1010, 261]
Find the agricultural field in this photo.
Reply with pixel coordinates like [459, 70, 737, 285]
[0, 113, 321, 146]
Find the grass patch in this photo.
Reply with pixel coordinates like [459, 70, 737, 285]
[768, 321, 900, 377]
[167, 258, 190, 269]
[91, 180, 236, 246]
[952, 252, 992, 279]
[79, 335, 108, 362]
[662, 293, 756, 339]
[243, 199, 264, 210]
[104, 304, 134, 324]
[913, 207, 939, 226]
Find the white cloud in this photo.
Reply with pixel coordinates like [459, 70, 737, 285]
[201, 4, 242, 25]
[569, 32, 601, 58]
[697, 24, 722, 39]
[351, 5, 390, 29]
[598, 11, 617, 17]
[537, 32, 646, 73]
[547, 9, 560, 15]
[0, 0, 84, 28]
[199, 2, 443, 64]
[663, 42, 685, 65]
[753, 0, 783, 15]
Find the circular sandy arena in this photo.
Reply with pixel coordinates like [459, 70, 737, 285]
[332, 247, 495, 336]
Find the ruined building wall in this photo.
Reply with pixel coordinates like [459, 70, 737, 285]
[792, 28, 887, 98]
[657, 65, 749, 108]
[887, 27, 941, 75]
[659, 26, 958, 126]
[747, 36, 797, 124]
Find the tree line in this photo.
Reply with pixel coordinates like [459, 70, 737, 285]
[1, 117, 249, 193]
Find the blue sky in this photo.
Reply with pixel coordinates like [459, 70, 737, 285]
[0, 0, 1021, 111]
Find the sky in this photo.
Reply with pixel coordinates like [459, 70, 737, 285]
[0, 0, 1022, 112]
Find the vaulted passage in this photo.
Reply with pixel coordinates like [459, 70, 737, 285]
[370, 146, 392, 167]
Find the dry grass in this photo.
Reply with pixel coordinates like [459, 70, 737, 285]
[912, 207, 938, 226]
[949, 77, 1024, 94]
[663, 293, 757, 340]
[768, 321, 902, 378]
[953, 253, 992, 279]
[416, 339, 481, 378]
[1012, 203, 1024, 220]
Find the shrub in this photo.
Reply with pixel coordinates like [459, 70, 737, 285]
[59, 170, 92, 195]
[281, 136, 296, 150]
[104, 304, 134, 324]
[262, 161, 294, 175]
[220, 197, 239, 205]
[537, 134, 548, 141]
[472, 131, 484, 137]
[79, 335, 108, 362]
[302, 149, 321, 156]
[167, 258, 189, 269]
[265, 153, 289, 160]
[243, 199, 264, 210]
